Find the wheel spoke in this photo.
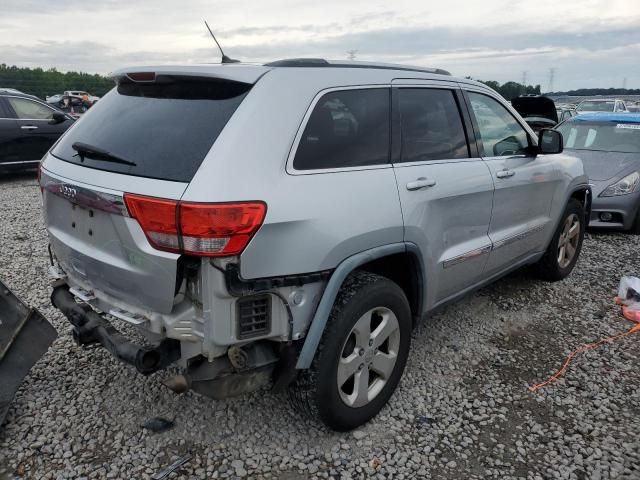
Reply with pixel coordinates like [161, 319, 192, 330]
[371, 313, 397, 349]
[557, 245, 565, 264]
[337, 353, 361, 387]
[352, 312, 372, 349]
[370, 352, 396, 380]
[351, 368, 370, 408]
[568, 221, 580, 239]
[565, 241, 576, 259]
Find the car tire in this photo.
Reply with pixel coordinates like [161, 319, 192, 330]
[288, 271, 412, 431]
[535, 198, 585, 281]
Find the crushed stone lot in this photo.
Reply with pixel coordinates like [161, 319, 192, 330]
[1, 173, 639, 480]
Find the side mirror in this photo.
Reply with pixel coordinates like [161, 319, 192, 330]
[50, 111, 67, 124]
[538, 129, 563, 154]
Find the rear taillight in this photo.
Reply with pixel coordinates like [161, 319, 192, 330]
[124, 194, 266, 257]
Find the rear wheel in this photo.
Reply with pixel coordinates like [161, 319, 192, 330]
[535, 199, 585, 281]
[289, 271, 411, 431]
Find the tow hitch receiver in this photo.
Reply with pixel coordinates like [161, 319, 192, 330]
[51, 286, 179, 374]
[0, 280, 57, 425]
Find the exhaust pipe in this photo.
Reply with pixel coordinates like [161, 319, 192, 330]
[51, 286, 179, 375]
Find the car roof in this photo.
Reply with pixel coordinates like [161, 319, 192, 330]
[572, 113, 640, 123]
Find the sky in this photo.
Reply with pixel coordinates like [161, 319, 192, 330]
[1, 0, 639, 91]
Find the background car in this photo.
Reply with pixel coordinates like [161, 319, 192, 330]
[0, 89, 74, 172]
[511, 95, 559, 133]
[556, 112, 640, 232]
[576, 98, 628, 113]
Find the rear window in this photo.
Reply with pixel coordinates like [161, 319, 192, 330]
[52, 77, 251, 182]
[293, 88, 390, 170]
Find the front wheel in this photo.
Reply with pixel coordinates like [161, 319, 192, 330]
[535, 198, 585, 281]
[289, 271, 412, 431]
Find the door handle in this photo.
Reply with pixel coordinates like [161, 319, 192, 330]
[406, 177, 436, 191]
[20, 125, 38, 130]
[496, 169, 515, 179]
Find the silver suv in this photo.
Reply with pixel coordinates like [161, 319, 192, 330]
[41, 59, 590, 430]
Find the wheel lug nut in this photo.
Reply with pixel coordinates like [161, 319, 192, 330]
[369, 339, 374, 346]
[359, 364, 364, 370]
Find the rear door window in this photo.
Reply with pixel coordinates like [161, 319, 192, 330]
[397, 88, 470, 162]
[52, 78, 251, 182]
[293, 88, 390, 170]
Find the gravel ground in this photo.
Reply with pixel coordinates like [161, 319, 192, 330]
[0, 173, 639, 480]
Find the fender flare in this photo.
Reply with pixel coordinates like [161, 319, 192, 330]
[295, 242, 416, 369]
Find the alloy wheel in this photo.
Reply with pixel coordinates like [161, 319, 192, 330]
[557, 213, 581, 268]
[336, 307, 400, 408]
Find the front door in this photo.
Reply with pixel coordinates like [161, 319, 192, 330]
[391, 85, 494, 308]
[5, 96, 71, 162]
[464, 90, 560, 276]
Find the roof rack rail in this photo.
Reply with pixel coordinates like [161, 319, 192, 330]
[263, 58, 451, 76]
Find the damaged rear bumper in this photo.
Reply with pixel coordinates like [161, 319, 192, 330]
[51, 285, 180, 374]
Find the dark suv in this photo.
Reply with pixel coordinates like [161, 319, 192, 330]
[0, 89, 74, 173]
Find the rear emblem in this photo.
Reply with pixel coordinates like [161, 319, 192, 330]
[59, 184, 77, 199]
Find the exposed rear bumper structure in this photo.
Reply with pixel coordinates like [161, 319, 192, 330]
[51, 285, 180, 375]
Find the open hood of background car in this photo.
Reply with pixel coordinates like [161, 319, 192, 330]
[512, 96, 559, 124]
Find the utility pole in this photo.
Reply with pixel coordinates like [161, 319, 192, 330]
[548, 68, 556, 94]
[346, 50, 357, 61]
[521, 71, 528, 95]
[623, 77, 628, 89]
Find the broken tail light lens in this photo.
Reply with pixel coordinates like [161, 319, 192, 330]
[123, 194, 266, 257]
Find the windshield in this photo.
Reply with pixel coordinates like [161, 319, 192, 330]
[52, 77, 251, 182]
[577, 101, 615, 112]
[556, 121, 640, 153]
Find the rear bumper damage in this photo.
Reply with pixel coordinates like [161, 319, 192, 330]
[51, 285, 180, 374]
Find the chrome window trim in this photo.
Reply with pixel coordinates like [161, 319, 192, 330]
[442, 245, 492, 269]
[285, 84, 392, 176]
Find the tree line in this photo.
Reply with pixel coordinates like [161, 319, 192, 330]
[0, 64, 115, 99]
[476, 80, 541, 100]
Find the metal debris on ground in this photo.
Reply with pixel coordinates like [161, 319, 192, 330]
[151, 454, 192, 480]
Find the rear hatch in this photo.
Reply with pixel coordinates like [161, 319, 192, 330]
[42, 66, 266, 314]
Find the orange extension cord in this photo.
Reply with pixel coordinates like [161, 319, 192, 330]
[529, 302, 640, 393]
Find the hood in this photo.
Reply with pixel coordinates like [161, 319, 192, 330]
[512, 96, 558, 124]
[567, 149, 640, 181]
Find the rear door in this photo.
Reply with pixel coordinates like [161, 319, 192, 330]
[0, 97, 22, 165]
[463, 88, 560, 276]
[391, 81, 494, 307]
[5, 96, 72, 161]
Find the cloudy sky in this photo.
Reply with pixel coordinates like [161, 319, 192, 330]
[1, 0, 639, 91]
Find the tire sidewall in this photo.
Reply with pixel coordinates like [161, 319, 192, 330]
[315, 279, 411, 431]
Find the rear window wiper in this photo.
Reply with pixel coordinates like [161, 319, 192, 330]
[72, 142, 137, 167]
